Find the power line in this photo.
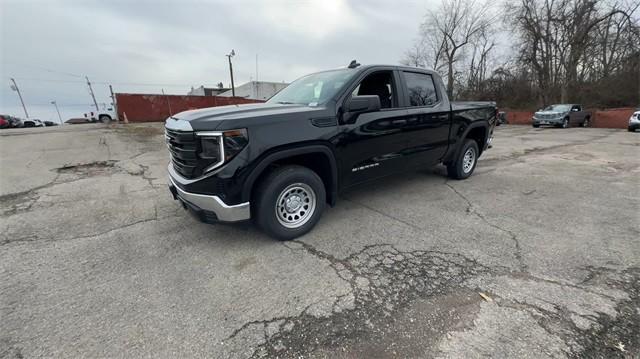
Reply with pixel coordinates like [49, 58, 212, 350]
[3, 76, 222, 87]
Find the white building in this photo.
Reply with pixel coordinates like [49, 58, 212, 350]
[188, 85, 230, 96]
[218, 81, 289, 100]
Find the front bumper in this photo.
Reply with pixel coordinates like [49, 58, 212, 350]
[532, 117, 563, 125]
[168, 174, 250, 223]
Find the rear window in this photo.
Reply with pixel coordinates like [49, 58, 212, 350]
[402, 72, 438, 107]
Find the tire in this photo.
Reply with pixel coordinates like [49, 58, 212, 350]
[582, 117, 590, 127]
[630, 127, 635, 132]
[447, 139, 479, 180]
[254, 165, 326, 240]
[562, 117, 570, 128]
[532, 124, 540, 128]
[99, 115, 112, 123]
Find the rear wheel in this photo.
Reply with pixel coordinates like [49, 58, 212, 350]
[447, 139, 479, 180]
[99, 115, 112, 123]
[582, 117, 590, 127]
[254, 165, 326, 240]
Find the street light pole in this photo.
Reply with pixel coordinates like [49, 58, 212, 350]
[51, 101, 63, 124]
[10, 78, 29, 118]
[226, 50, 236, 97]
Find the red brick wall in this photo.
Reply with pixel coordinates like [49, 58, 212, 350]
[115, 93, 263, 122]
[592, 108, 635, 129]
[501, 108, 634, 129]
[502, 110, 535, 125]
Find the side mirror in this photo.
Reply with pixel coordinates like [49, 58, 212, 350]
[346, 95, 381, 114]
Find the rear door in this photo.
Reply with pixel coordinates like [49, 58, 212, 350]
[569, 104, 582, 125]
[400, 71, 451, 166]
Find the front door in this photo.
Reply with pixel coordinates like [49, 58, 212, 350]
[335, 70, 411, 188]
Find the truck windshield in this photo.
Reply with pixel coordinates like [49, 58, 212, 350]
[543, 104, 571, 112]
[267, 69, 355, 106]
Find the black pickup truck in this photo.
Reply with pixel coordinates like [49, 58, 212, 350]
[166, 62, 497, 240]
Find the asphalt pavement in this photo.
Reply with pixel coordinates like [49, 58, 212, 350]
[1, 123, 638, 358]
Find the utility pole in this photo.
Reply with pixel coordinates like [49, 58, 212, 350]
[256, 53, 259, 99]
[226, 49, 236, 97]
[109, 84, 119, 121]
[9, 78, 29, 118]
[51, 101, 63, 124]
[86, 76, 99, 112]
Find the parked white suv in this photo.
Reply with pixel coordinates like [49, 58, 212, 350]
[629, 109, 640, 132]
[23, 119, 46, 128]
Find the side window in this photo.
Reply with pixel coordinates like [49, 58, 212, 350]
[402, 72, 438, 107]
[572, 105, 581, 111]
[352, 71, 396, 109]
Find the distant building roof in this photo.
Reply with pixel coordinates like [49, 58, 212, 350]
[188, 85, 230, 97]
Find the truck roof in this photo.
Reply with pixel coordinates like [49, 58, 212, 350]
[312, 64, 439, 77]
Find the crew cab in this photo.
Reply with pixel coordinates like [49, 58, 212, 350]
[532, 104, 591, 128]
[165, 63, 497, 240]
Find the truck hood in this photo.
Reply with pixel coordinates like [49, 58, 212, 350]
[167, 103, 317, 130]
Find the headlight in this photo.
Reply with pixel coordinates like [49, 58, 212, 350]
[222, 128, 249, 160]
[200, 136, 222, 159]
[196, 129, 248, 173]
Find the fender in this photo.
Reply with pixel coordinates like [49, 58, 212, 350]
[242, 144, 339, 206]
[443, 120, 489, 164]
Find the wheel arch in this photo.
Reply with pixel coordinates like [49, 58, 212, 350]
[243, 143, 338, 206]
[445, 121, 489, 164]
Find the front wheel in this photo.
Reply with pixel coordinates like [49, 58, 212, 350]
[447, 139, 479, 180]
[99, 115, 112, 123]
[562, 118, 570, 128]
[254, 165, 326, 240]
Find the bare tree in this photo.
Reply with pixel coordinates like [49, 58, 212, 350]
[403, 0, 494, 98]
[465, 30, 496, 94]
[508, 0, 638, 104]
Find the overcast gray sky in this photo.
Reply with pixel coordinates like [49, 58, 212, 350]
[1, 0, 434, 121]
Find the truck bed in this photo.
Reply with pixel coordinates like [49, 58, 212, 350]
[451, 101, 497, 112]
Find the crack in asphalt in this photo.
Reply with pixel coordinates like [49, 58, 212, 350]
[99, 136, 112, 160]
[221, 241, 492, 358]
[340, 197, 424, 231]
[480, 130, 618, 167]
[1, 159, 166, 246]
[1, 158, 160, 218]
[445, 181, 528, 272]
[487, 267, 640, 358]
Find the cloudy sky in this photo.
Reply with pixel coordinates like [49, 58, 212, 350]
[1, 0, 434, 122]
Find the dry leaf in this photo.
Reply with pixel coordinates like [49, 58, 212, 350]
[614, 342, 626, 353]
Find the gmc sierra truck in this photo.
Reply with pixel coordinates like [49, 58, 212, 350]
[165, 62, 497, 240]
